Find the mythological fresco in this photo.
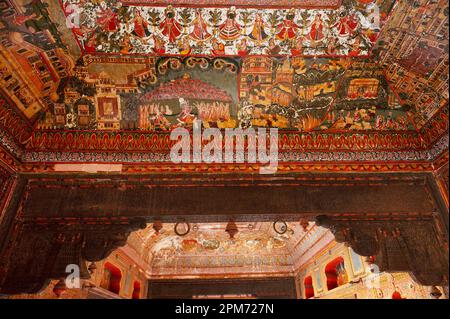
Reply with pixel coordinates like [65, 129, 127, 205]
[373, 0, 448, 128]
[34, 53, 414, 132]
[320, 60, 414, 131]
[0, 0, 448, 163]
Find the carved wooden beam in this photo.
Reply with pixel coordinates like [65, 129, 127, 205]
[315, 214, 449, 286]
[0, 217, 146, 294]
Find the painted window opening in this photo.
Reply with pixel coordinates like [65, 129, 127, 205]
[325, 256, 348, 291]
[304, 275, 315, 299]
[101, 262, 122, 295]
[132, 281, 141, 299]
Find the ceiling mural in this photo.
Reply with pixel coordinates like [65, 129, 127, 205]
[0, 0, 73, 122]
[60, 0, 395, 57]
[127, 221, 327, 275]
[0, 0, 448, 166]
[373, 0, 448, 128]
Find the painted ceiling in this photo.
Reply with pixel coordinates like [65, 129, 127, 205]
[126, 221, 333, 276]
[0, 0, 448, 168]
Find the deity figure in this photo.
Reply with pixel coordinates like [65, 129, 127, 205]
[290, 36, 303, 56]
[152, 34, 166, 54]
[178, 36, 191, 55]
[159, 5, 182, 43]
[219, 7, 241, 41]
[211, 38, 225, 56]
[276, 9, 299, 41]
[237, 38, 248, 56]
[132, 9, 151, 39]
[248, 13, 268, 42]
[266, 38, 281, 55]
[308, 14, 325, 42]
[190, 9, 211, 41]
[84, 31, 97, 53]
[96, 2, 119, 32]
[333, 12, 358, 37]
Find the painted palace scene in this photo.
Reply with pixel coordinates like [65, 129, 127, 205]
[0, 0, 448, 300]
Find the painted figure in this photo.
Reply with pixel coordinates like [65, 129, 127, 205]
[152, 34, 166, 54]
[333, 13, 358, 37]
[96, 2, 119, 32]
[248, 13, 268, 42]
[237, 38, 248, 56]
[219, 7, 241, 41]
[291, 36, 303, 55]
[190, 9, 211, 41]
[348, 37, 362, 57]
[132, 9, 151, 39]
[120, 33, 132, 54]
[84, 32, 97, 53]
[178, 36, 191, 55]
[276, 9, 299, 41]
[151, 108, 171, 130]
[336, 262, 348, 286]
[159, 5, 182, 43]
[177, 98, 196, 126]
[308, 14, 325, 42]
[211, 38, 225, 56]
[267, 38, 281, 55]
[326, 37, 338, 55]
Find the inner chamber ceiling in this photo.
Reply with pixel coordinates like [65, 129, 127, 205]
[0, 0, 448, 299]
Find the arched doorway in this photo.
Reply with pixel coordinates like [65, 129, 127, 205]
[325, 257, 348, 291]
[101, 262, 122, 295]
[132, 281, 141, 299]
[304, 276, 315, 299]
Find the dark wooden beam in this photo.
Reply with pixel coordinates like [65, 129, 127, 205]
[21, 172, 435, 222]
